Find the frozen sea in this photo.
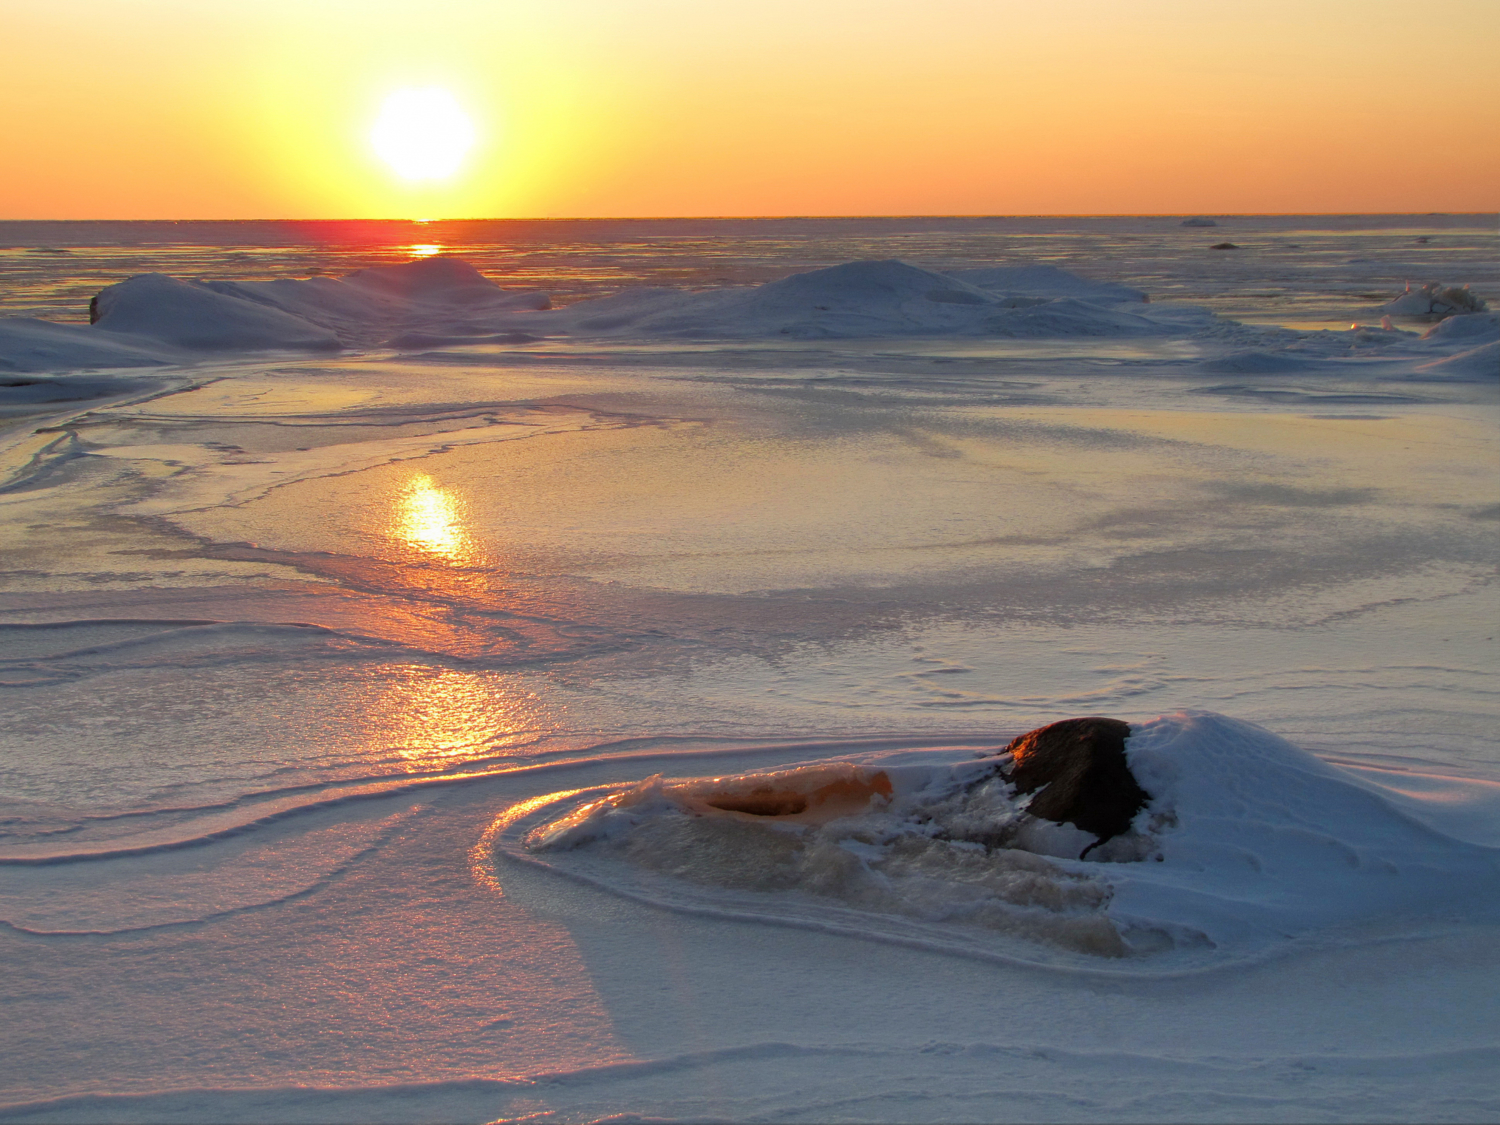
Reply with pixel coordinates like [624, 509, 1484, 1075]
[0, 215, 1497, 1123]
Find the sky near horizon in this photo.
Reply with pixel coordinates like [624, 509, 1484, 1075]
[3, 0, 1497, 220]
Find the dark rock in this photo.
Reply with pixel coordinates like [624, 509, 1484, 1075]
[1210, 242, 1239, 250]
[1002, 717, 1148, 856]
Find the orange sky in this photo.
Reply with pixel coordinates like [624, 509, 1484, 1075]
[3, 0, 1497, 219]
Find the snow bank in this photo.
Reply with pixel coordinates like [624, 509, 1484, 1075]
[1379, 281, 1489, 319]
[0, 258, 558, 375]
[92, 274, 342, 353]
[0, 318, 177, 374]
[548, 259, 1176, 340]
[1414, 339, 1500, 379]
[0, 257, 1199, 373]
[1422, 310, 1500, 343]
[499, 712, 1499, 966]
[948, 263, 1147, 303]
[205, 257, 550, 349]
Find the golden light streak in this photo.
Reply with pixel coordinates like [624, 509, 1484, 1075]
[367, 666, 551, 767]
[470, 788, 592, 895]
[394, 472, 474, 562]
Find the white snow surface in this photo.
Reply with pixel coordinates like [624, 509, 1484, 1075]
[0, 318, 179, 374]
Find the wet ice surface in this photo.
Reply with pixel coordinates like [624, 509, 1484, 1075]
[0, 219, 1497, 1123]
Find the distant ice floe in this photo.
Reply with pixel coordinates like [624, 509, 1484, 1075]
[495, 712, 1500, 969]
[1180, 217, 1218, 227]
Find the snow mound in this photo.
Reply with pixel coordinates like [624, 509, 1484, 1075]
[1413, 340, 1500, 379]
[1421, 311, 1500, 343]
[949, 264, 1147, 304]
[341, 255, 533, 304]
[496, 712, 1500, 966]
[1379, 281, 1488, 319]
[0, 318, 177, 373]
[1113, 713, 1500, 952]
[551, 259, 1176, 340]
[92, 274, 342, 353]
[0, 258, 557, 373]
[197, 260, 549, 346]
[984, 296, 1162, 337]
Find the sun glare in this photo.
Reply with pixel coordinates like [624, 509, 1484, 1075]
[370, 87, 477, 182]
[394, 473, 473, 561]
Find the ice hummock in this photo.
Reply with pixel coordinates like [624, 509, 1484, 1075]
[500, 713, 1500, 966]
[90, 258, 551, 353]
[1379, 280, 1489, 319]
[1, 256, 1192, 379]
[546, 258, 1174, 340]
[92, 273, 344, 352]
[0, 317, 178, 375]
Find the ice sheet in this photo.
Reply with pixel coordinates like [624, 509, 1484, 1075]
[0, 219, 1496, 1123]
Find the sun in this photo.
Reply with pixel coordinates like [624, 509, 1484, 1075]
[370, 87, 477, 182]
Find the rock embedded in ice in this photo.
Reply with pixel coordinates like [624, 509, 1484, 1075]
[1000, 717, 1147, 855]
[1210, 242, 1240, 250]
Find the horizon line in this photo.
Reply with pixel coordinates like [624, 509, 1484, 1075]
[1, 211, 1493, 224]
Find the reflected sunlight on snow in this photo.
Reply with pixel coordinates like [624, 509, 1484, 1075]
[394, 473, 475, 562]
[366, 665, 553, 766]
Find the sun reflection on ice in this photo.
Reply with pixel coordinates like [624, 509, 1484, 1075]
[371, 665, 553, 766]
[395, 472, 475, 562]
[409, 243, 442, 258]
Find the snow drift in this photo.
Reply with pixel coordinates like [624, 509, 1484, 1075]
[0, 257, 558, 376]
[0, 318, 178, 374]
[497, 712, 1500, 967]
[1415, 339, 1500, 379]
[547, 259, 1175, 340]
[92, 273, 343, 353]
[1380, 281, 1489, 319]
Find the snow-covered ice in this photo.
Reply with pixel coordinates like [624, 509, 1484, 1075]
[0, 216, 1496, 1123]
